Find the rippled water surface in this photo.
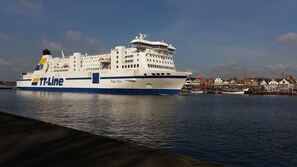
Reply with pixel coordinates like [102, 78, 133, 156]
[1, 89, 297, 167]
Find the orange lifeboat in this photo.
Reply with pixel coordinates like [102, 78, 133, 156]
[99, 57, 111, 62]
[63, 64, 70, 68]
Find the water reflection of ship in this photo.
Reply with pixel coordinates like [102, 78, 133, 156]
[98, 95, 177, 148]
[15, 91, 178, 149]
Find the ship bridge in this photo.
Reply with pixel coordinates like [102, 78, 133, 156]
[130, 34, 176, 55]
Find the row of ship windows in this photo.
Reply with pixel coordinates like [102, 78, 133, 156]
[117, 55, 138, 59]
[86, 68, 100, 71]
[116, 51, 140, 56]
[81, 60, 100, 63]
[118, 64, 140, 69]
[116, 60, 139, 63]
[152, 73, 171, 76]
[125, 55, 133, 59]
[81, 55, 110, 60]
[146, 54, 172, 60]
[53, 69, 69, 72]
[57, 60, 99, 64]
[147, 64, 175, 70]
[147, 59, 173, 64]
[82, 64, 100, 67]
[143, 73, 171, 76]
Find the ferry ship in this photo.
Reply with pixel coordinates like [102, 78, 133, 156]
[17, 34, 191, 95]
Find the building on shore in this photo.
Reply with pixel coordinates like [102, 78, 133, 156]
[182, 75, 297, 93]
[0, 81, 16, 89]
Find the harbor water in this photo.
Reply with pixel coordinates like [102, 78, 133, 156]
[0, 89, 296, 167]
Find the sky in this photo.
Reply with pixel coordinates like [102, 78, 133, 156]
[1, 0, 297, 81]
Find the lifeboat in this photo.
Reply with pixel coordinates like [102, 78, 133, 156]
[63, 64, 70, 68]
[99, 57, 111, 62]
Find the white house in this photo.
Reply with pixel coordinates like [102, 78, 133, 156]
[268, 79, 279, 91]
[278, 79, 293, 91]
[192, 79, 200, 86]
[214, 78, 223, 85]
[184, 78, 193, 86]
[223, 81, 230, 85]
[260, 80, 269, 90]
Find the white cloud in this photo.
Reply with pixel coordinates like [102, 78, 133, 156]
[40, 39, 63, 51]
[207, 62, 297, 79]
[208, 61, 247, 79]
[276, 32, 297, 44]
[265, 64, 287, 71]
[0, 59, 11, 67]
[85, 37, 101, 46]
[0, 59, 21, 73]
[0, 59, 25, 81]
[19, 0, 42, 11]
[212, 61, 245, 73]
[65, 30, 82, 42]
[63, 30, 108, 54]
[0, 34, 11, 41]
[261, 64, 297, 78]
[38, 31, 108, 56]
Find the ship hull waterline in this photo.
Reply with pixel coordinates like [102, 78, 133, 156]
[16, 87, 180, 95]
[17, 76, 187, 95]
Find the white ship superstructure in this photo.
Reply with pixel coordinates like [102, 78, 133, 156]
[17, 34, 191, 95]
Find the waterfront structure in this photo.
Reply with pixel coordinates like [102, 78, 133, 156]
[278, 79, 290, 92]
[185, 74, 297, 94]
[17, 34, 191, 95]
[266, 78, 294, 92]
[214, 78, 223, 89]
[260, 79, 270, 90]
[182, 78, 193, 90]
[184, 75, 297, 94]
[0, 81, 16, 89]
[194, 77, 208, 90]
[223, 80, 229, 86]
[206, 78, 214, 87]
[268, 79, 279, 91]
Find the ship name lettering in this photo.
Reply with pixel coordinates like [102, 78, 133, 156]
[40, 77, 64, 86]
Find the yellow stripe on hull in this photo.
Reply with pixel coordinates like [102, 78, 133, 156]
[32, 78, 40, 82]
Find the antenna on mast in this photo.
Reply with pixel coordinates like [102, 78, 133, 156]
[61, 50, 65, 58]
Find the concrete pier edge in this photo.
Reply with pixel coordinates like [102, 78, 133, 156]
[0, 111, 224, 167]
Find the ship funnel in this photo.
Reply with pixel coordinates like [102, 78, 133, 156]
[43, 49, 51, 55]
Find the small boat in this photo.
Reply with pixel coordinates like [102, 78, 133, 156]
[63, 64, 70, 68]
[222, 88, 249, 95]
[191, 90, 203, 94]
[98, 57, 111, 62]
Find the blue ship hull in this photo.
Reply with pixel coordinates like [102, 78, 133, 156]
[17, 87, 181, 95]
